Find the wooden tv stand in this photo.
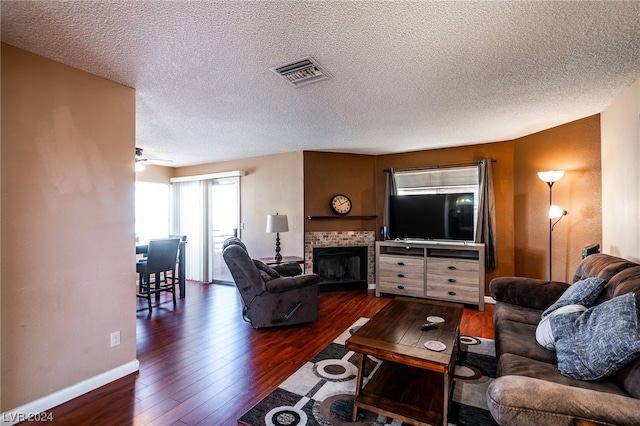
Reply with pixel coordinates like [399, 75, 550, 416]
[375, 240, 485, 310]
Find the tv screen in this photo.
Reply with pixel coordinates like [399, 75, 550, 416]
[389, 193, 475, 241]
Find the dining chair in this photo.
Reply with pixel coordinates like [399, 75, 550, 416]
[136, 237, 181, 312]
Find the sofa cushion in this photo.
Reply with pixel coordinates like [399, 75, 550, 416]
[498, 353, 628, 395]
[541, 277, 606, 318]
[490, 277, 569, 311]
[551, 292, 640, 380]
[573, 253, 638, 284]
[487, 375, 640, 426]
[494, 317, 557, 364]
[602, 266, 640, 304]
[494, 301, 542, 326]
[617, 358, 640, 399]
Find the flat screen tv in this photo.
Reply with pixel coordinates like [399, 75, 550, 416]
[389, 193, 475, 241]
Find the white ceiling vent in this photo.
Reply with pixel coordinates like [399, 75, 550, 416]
[270, 56, 331, 87]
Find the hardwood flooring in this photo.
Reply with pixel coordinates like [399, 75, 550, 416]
[44, 281, 494, 426]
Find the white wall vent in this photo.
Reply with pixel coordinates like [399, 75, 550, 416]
[270, 56, 331, 87]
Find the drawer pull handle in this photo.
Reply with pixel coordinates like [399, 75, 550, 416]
[397, 262, 405, 266]
[397, 274, 405, 278]
[448, 278, 456, 283]
[448, 291, 457, 296]
[397, 285, 405, 290]
[448, 266, 457, 270]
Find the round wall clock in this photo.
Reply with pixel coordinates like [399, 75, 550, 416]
[330, 194, 352, 215]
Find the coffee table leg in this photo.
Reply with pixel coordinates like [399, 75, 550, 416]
[443, 371, 450, 426]
[352, 353, 366, 421]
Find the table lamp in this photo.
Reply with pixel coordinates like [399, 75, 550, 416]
[266, 213, 288, 262]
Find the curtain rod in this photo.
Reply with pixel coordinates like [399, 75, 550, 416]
[384, 159, 496, 173]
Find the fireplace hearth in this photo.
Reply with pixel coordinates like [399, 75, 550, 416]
[313, 246, 368, 292]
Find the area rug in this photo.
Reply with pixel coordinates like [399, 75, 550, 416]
[239, 318, 498, 426]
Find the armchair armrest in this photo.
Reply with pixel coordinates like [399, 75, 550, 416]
[490, 277, 569, 311]
[272, 262, 303, 277]
[265, 274, 319, 293]
[487, 375, 640, 426]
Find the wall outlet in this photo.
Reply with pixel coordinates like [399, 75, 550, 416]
[110, 331, 121, 347]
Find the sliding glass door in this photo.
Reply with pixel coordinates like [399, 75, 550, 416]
[171, 173, 242, 283]
[210, 177, 240, 284]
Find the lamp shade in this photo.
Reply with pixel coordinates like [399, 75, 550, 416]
[266, 214, 288, 233]
[537, 170, 565, 183]
[549, 205, 567, 219]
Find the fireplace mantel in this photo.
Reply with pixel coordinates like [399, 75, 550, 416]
[306, 215, 377, 220]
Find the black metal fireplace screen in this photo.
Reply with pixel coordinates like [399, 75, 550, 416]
[312, 246, 368, 292]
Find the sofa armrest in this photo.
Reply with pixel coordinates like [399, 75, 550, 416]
[487, 375, 640, 426]
[265, 274, 319, 293]
[490, 277, 570, 311]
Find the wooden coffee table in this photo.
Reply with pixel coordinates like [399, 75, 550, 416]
[345, 297, 463, 426]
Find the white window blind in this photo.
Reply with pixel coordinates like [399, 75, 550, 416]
[395, 166, 478, 195]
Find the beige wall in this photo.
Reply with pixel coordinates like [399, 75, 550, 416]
[135, 164, 174, 183]
[514, 115, 602, 281]
[601, 77, 640, 262]
[174, 151, 305, 259]
[1, 45, 137, 411]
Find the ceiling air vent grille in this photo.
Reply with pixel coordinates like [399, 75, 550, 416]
[270, 56, 331, 87]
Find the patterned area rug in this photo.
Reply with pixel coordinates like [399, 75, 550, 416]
[239, 318, 498, 426]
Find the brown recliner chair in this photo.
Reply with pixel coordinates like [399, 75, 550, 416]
[222, 237, 320, 328]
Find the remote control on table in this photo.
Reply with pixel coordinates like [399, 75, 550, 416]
[421, 322, 438, 331]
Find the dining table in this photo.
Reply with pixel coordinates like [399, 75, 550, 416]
[136, 239, 187, 299]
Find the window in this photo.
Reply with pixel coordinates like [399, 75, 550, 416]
[135, 181, 170, 243]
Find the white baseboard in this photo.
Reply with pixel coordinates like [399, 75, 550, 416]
[1, 360, 139, 426]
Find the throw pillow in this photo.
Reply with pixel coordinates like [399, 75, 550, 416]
[542, 277, 606, 319]
[550, 292, 640, 380]
[536, 304, 587, 350]
[253, 259, 280, 279]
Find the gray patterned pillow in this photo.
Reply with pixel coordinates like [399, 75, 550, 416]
[542, 277, 606, 318]
[551, 292, 640, 380]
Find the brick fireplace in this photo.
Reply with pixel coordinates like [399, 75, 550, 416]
[304, 231, 376, 289]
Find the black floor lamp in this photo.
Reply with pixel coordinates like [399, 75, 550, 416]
[538, 170, 568, 281]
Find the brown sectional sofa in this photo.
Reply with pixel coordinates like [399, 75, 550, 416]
[487, 253, 640, 425]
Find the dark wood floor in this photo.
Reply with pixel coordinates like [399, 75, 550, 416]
[45, 281, 494, 425]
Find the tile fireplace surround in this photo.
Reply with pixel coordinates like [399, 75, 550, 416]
[304, 231, 376, 286]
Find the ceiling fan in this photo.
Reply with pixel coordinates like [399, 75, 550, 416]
[135, 147, 173, 171]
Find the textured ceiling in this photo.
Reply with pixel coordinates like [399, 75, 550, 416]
[2, 1, 640, 167]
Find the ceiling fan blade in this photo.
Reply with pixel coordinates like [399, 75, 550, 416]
[144, 158, 174, 165]
[135, 147, 173, 165]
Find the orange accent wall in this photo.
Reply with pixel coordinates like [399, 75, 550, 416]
[303, 152, 377, 232]
[514, 115, 602, 281]
[376, 142, 516, 291]
[304, 115, 602, 291]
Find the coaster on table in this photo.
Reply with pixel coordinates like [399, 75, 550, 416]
[427, 316, 445, 324]
[424, 340, 446, 352]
